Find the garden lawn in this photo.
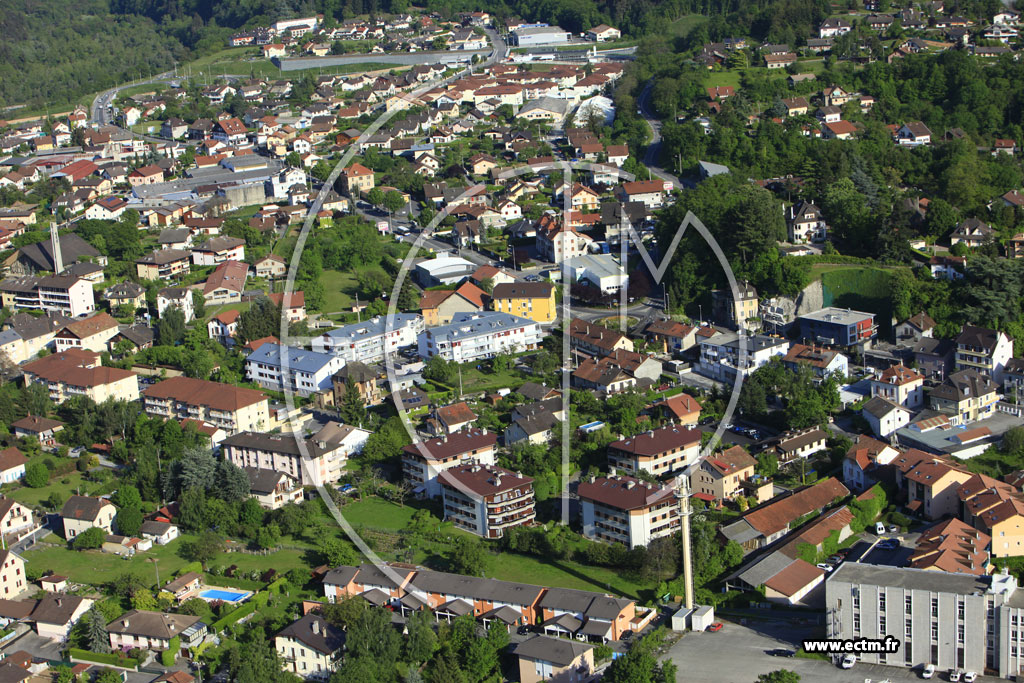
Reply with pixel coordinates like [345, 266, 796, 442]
[7, 467, 114, 510]
[319, 269, 362, 313]
[21, 536, 311, 587]
[486, 552, 650, 601]
[340, 498, 418, 531]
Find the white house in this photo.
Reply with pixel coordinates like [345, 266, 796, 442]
[156, 287, 195, 324]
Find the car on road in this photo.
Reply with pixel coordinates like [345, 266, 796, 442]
[707, 622, 723, 632]
[921, 663, 935, 679]
[765, 649, 795, 657]
[840, 653, 856, 669]
[816, 563, 834, 572]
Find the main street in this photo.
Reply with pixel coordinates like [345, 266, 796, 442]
[638, 80, 685, 191]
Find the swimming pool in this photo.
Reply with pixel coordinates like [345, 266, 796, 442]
[199, 588, 250, 602]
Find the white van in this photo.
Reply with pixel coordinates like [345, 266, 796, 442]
[875, 522, 886, 535]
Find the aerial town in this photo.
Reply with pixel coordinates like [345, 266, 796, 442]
[2, 1, 1024, 682]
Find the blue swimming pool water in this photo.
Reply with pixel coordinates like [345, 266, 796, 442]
[200, 589, 248, 602]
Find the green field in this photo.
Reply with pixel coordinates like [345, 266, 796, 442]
[6, 458, 116, 510]
[320, 269, 361, 312]
[21, 536, 311, 587]
[340, 498, 418, 530]
[487, 552, 649, 601]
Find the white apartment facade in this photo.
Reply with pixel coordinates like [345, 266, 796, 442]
[417, 312, 542, 363]
[312, 314, 423, 363]
[579, 475, 679, 549]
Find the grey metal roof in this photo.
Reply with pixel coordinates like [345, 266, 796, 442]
[514, 635, 594, 667]
[829, 562, 994, 595]
[738, 553, 797, 588]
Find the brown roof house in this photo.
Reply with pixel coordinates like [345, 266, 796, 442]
[60, 495, 115, 541]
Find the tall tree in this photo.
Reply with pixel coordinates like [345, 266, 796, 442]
[84, 606, 110, 653]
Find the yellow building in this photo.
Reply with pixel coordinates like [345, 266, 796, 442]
[491, 282, 556, 324]
[141, 376, 269, 435]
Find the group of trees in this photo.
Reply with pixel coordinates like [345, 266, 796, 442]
[739, 359, 841, 431]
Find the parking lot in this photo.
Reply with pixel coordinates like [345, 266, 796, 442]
[665, 619, 1000, 682]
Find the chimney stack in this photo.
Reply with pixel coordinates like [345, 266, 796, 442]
[312, 619, 320, 634]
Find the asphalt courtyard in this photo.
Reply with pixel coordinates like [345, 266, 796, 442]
[664, 618, 1001, 682]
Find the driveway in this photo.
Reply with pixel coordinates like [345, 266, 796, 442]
[3, 631, 63, 662]
[665, 619, 996, 682]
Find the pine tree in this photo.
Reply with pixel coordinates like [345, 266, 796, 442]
[85, 607, 110, 653]
[338, 379, 366, 426]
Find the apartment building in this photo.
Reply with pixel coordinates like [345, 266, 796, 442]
[22, 349, 139, 405]
[710, 280, 759, 331]
[908, 517, 990, 574]
[222, 423, 371, 487]
[901, 455, 972, 520]
[157, 288, 195, 323]
[417, 312, 542, 363]
[825, 563, 1024, 678]
[191, 236, 245, 266]
[275, 614, 344, 680]
[579, 475, 679, 549]
[142, 377, 270, 434]
[135, 249, 191, 280]
[53, 313, 119, 353]
[402, 429, 498, 498]
[439, 464, 535, 539]
[955, 325, 1014, 382]
[697, 332, 789, 383]
[607, 425, 701, 479]
[245, 343, 345, 397]
[959, 473, 1024, 558]
[691, 445, 759, 503]
[0, 274, 95, 317]
[312, 314, 423, 363]
[797, 307, 877, 348]
[842, 434, 900, 492]
[490, 282, 556, 324]
[339, 162, 374, 197]
[929, 369, 1000, 425]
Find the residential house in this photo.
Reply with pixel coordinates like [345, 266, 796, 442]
[902, 456, 973, 520]
[691, 445, 759, 503]
[203, 260, 248, 304]
[11, 415, 63, 448]
[275, 614, 345, 679]
[419, 283, 488, 326]
[842, 435, 900, 492]
[107, 610, 205, 652]
[22, 349, 140, 405]
[244, 467, 303, 510]
[870, 364, 925, 409]
[222, 423, 371, 487]
[775, 427, 829, 464]
[53, 313, 119, 354]
[61, 495, 116, 540]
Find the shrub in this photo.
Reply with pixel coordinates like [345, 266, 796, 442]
[72, 527, 105, 550]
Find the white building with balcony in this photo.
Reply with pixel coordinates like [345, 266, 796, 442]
[417, 312, 542, 363]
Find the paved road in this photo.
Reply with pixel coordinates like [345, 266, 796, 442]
[638, 80, 684, 191]
[279, 49, 490, 71]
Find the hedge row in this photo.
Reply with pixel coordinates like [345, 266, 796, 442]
[210, 599, 259, 633]
[68, 649, 139, 669]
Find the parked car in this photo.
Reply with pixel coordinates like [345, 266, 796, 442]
[827, 555, 843, 564]
[876, 522, 886, 534]
[766, 649, 795, 657]
[889, 524, 899, 533]
[840, 654, 856, 669]
[707, 622, 723, 632]
[921, 663, 935, 679]
[816, 563, 834, 572]
[517, 625, 531, 635]
[962, 672, 977, 683]
[949, 669, 962, 682]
